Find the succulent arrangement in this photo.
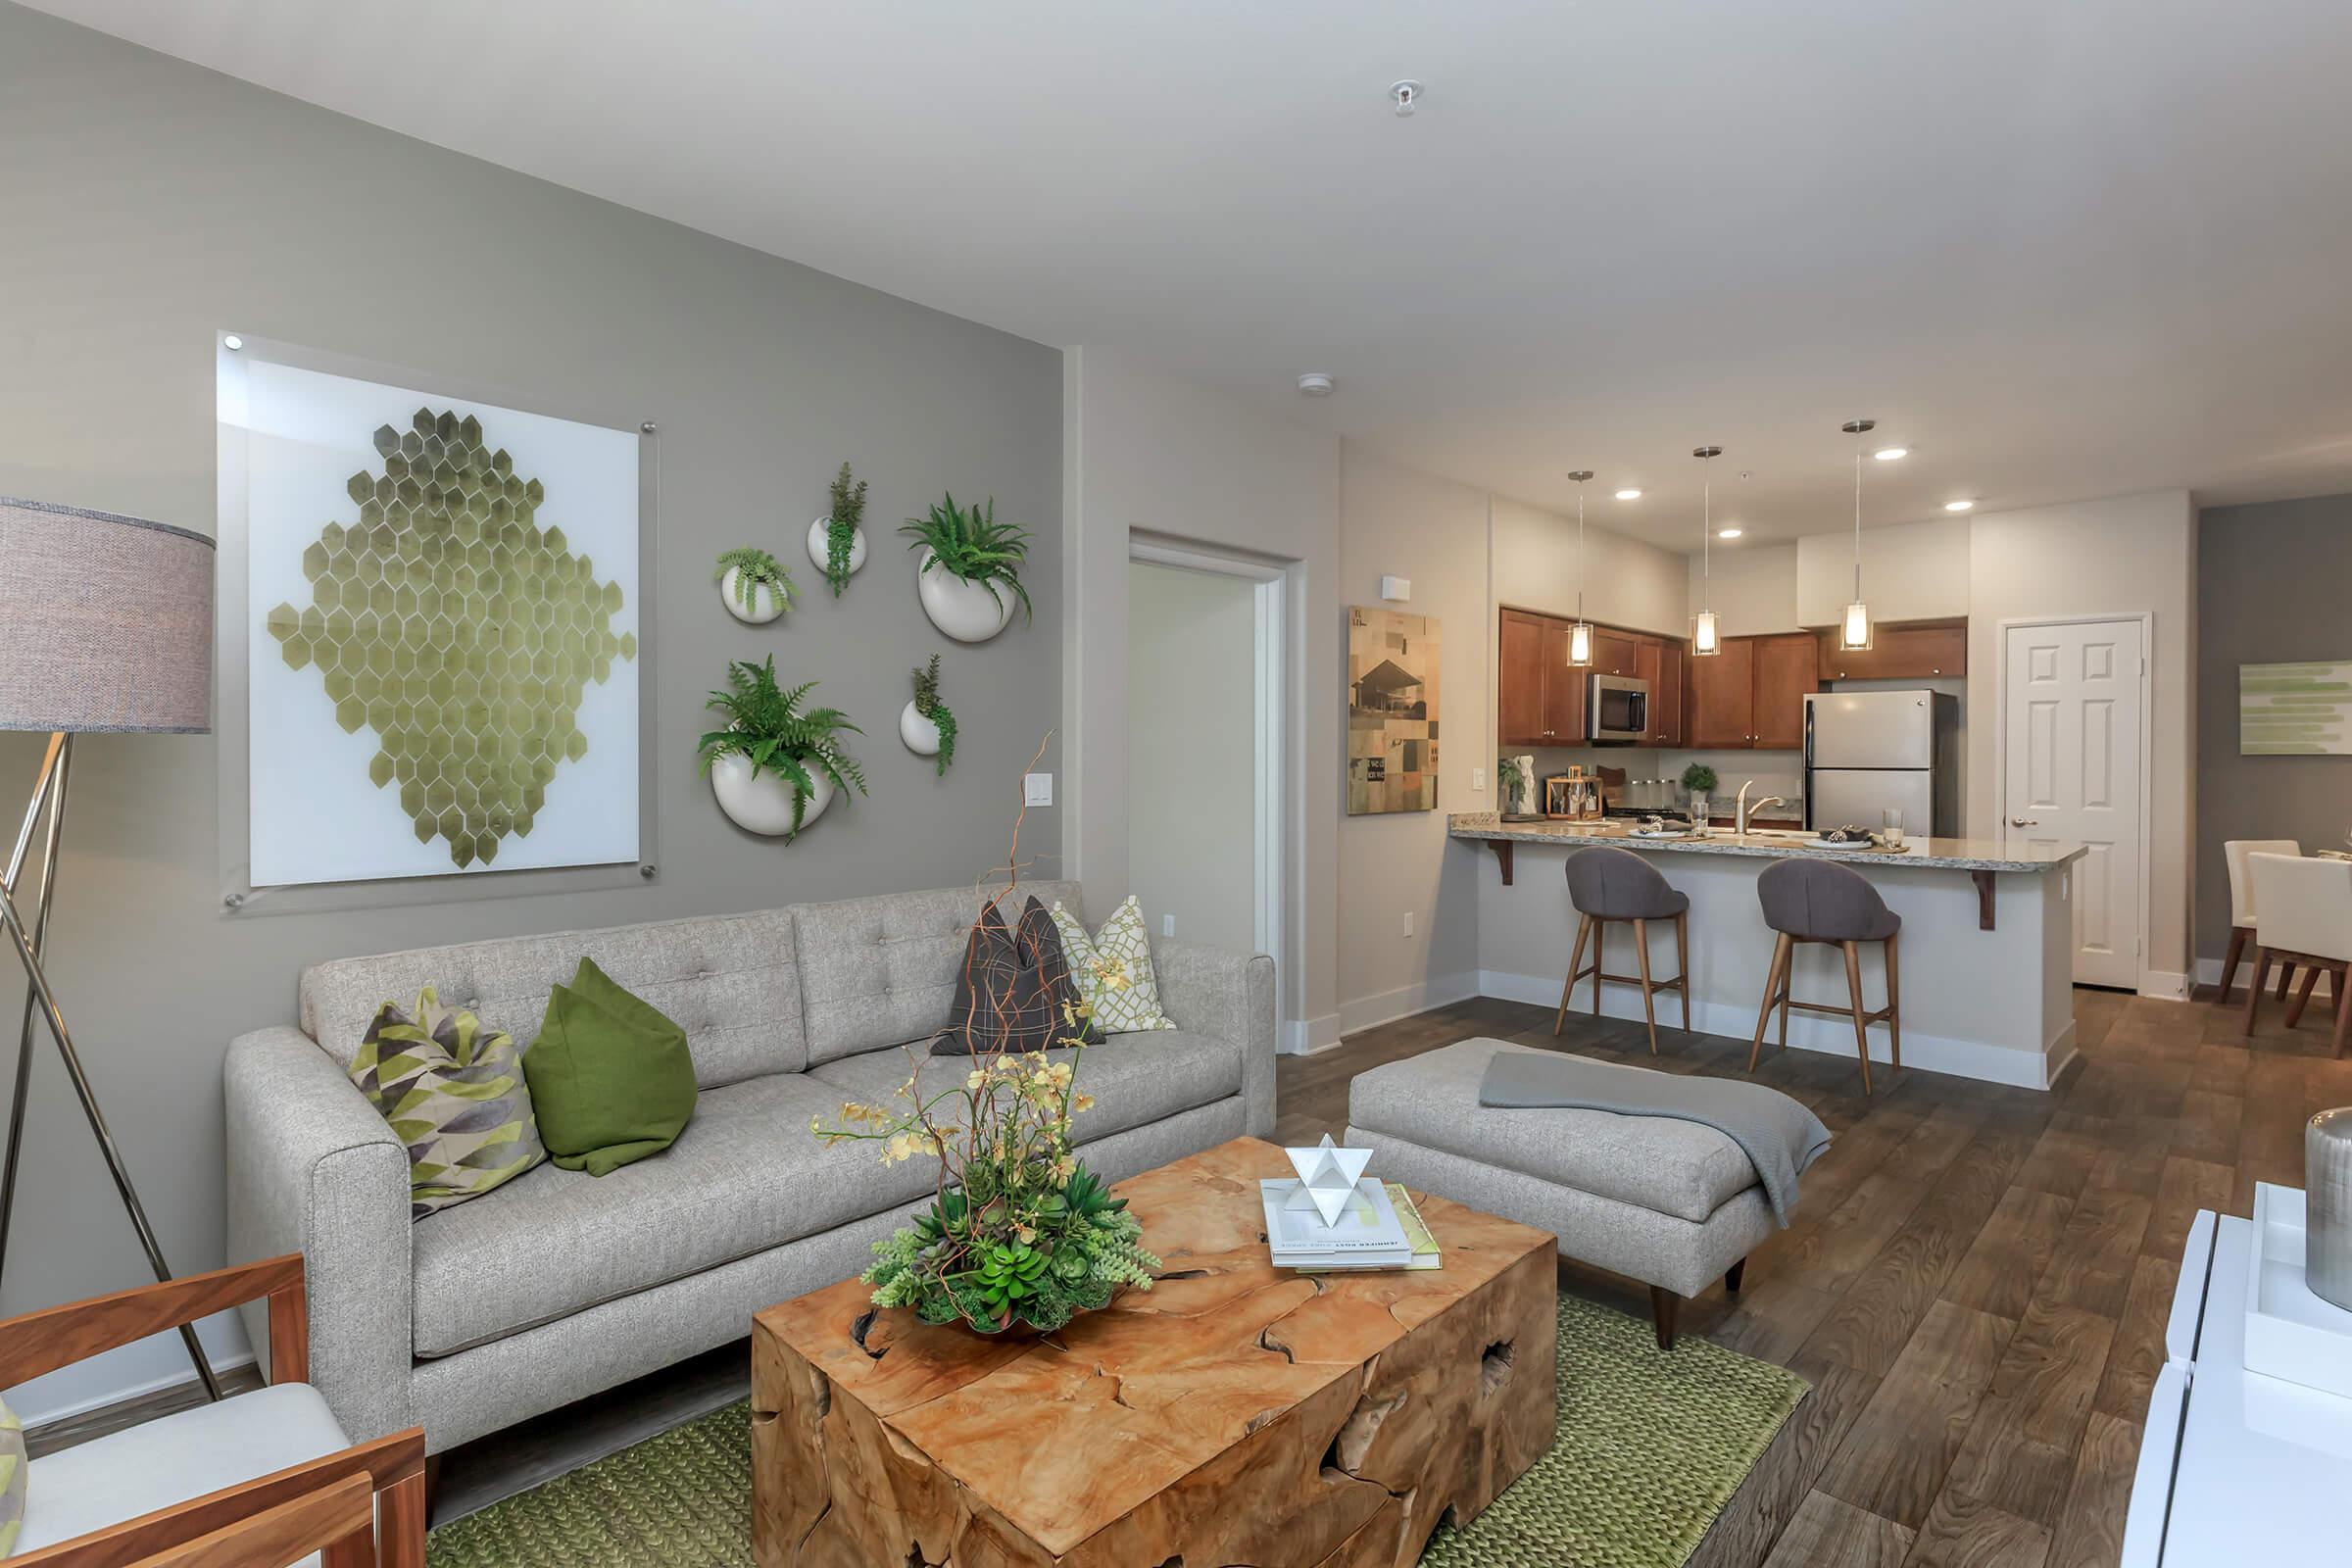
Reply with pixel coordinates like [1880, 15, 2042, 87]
[823, 462, 867, 597]
[911, 654, 957, 775]
[715, 546, 794, 614]
[695, 655, 866, 838]
[900, 494, 1032, 621]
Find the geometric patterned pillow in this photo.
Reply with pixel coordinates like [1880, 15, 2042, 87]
[349, 988, 546, 1220]
[1050, 896, 1178, 1034]
[0, 1394, 21, 1557]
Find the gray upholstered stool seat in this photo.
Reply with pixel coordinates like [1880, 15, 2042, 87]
[1749, 858, 1902, 1093]
[1557, 847, 1690, 1055]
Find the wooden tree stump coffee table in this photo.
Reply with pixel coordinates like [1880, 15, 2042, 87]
[751, 1138, 1557, 1568]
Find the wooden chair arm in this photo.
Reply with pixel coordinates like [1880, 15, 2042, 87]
[11, 1426, 424, 1568]
[0, 1254, 306, 1389]
[124, 1472, 370, 1568]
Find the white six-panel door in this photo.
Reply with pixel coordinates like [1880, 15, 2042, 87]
[2003, 618, 2146, 989]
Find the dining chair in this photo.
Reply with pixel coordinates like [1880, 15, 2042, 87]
[2218, 839, 2300, 1004]
[2243, 853, 2352, 1055]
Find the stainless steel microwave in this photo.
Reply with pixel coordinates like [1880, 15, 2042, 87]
[1588, 673, 1650, 742]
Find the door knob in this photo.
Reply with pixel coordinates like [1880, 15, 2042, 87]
[2010, 816, 2039, 827]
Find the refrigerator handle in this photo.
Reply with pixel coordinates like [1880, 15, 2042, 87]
[1801, 700, 1815, 831]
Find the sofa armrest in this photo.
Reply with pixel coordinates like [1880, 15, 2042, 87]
[224, 1025, 416, 1444]
[1152, 941, 1277, 1138]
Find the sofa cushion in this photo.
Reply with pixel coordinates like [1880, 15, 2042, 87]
[1346, 1037, 1759, 1224]
[792, 881, 1084, 1065]
[526, 958, 698, 1176]
[810, 1029, 1240, 1150]
[411, 1073, 932, 1357]
[350, 989, 546, 1218]
[301, 909, 804, 1088]
[928, 896, 1100, 1056]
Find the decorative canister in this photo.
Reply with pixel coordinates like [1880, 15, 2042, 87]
[2308, 1107, 2352, 1312]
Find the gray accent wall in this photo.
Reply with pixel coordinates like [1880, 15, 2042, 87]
[0, 2, 1060, 1399]
[2196, 493, 2352, 960]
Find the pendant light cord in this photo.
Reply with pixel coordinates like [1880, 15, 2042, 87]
[1852, 439, 1864, 599]
[1576, 483, 1586, 624]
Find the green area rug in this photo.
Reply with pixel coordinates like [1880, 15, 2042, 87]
[426, 1295, 1805, 1568]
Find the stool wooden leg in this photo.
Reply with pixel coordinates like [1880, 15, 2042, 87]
[1647, 1285, 1679, 1350]
[1842, 939, 1874, 1096]
[1632, 917, 1659, 1054]
[1884, 930, 1901, 1071]
[2288, 965, 2323, 1029]
[1591, 919, 1605, 1018]
[2216, 926, 2247, 1004]
[1556, 914, 1591, 1036]
[1675, 911, 1690, 1033]
[2245, 947, 2273, 1038]
[1776, 948, 1793, 1054]
[2278, 960, 2297, 1003]
[1748, 932, 1791, 1072]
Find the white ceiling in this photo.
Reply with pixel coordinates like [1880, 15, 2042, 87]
[35, 0, 2352, 545]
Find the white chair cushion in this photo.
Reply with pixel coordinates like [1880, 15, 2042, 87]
[18, 1383, 348, 1560]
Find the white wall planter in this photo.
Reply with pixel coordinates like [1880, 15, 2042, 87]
[900, 700, 942, 757]
[808, 517, 866, 582]
[718, 566, 788, 624]
[916, 551, 1016, 643]
[709, 753, 833, 837]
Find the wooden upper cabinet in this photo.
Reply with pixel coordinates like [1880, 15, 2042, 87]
[1541, 619, 1585, 742]
[1651, 641, 1687, 747]
[1592, 630, 1641, 678]
[1687, 637, 1756, 748]
[1497, 610, 1549, 747]
[1751, 633, 1819, 750]
[1815, 618, 1968, 682]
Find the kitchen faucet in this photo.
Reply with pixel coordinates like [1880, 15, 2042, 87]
[1736, 780, 1786, 837]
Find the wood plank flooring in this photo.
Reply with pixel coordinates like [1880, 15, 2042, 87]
[1277, 984, 2352, 1567]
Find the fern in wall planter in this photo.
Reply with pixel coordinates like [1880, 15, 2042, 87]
[808, 462, 869, 596]
[901, 494, 1031, 642]
[698, 655, 866, 839]
[904, 654, 957, 775]
[715, 547, 795, 624]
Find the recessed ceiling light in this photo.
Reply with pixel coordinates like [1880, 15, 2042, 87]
[1717, 527, 1742, 539]
[1874, 446, 1908, 462]
[1614, 488, 1642, 501]
[1297, 372, 1334, 397]
[1943, 499, 1975, 513]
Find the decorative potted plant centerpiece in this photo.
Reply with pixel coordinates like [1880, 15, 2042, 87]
[901, 493, 1031, 642]
[903, 654, 957, 774]
[715, 547, 795, 624]
[808, 461, 868, 595]
[1681, 761, 1718, 828]
[697, 654, 867, 838]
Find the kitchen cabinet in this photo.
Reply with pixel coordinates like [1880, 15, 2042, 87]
[1752, 634, 1819, 749]
[1496, 610, 1685, 749]
[1498, 609, 1549, 747]
[1651, 640, 1686, 747]
[1816, 618, 1968, 682]
[1592, 631, 1640, 679]
[1540, 619, 1585, 742]
[1687, 633, 1817, 749]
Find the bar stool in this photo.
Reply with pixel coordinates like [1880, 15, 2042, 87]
[2218, 839, 2300, 1004]
[1556, 846, 1690, 1054]
[1746, 858, 1901, 1095]
[2242, 853, 2352, 1055]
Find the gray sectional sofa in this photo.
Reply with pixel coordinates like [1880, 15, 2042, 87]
[224, 880, 1275, 1453]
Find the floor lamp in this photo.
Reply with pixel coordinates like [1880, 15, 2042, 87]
[0, 495, 222, 1399]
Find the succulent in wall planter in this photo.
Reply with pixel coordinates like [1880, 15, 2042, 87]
[697, 655, 866, 839]
[901, 494, 1031, 643]
[903, 654, 958, 775]
[808, 462, 870, 596]
[715, 547, 794, 624]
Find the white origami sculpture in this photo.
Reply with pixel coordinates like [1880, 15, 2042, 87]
[1283, 1134, 1374, 1227]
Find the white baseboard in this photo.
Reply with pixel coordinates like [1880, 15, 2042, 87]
[1474, 968, 2070, 1090]
[1281, 1012, 1345, 1055]
[12, 1312, 254, 1429]
[2193, 956, 2225, 987]
[2140, 970, 2192, 1002]
[1338, 970, 1479, 1039]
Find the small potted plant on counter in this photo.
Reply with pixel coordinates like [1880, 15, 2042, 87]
[715, 546, 794, 624]
[901, 493, 1031, 642]
[698, 654, 867, 839]
[808, 461, 869, 596]
[903, 653, 957, 774]
[1681, 761, 1718, 828]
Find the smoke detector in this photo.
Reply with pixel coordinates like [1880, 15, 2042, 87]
[1390, 79, 1423, 117]
[1298, 372, 1336, 397]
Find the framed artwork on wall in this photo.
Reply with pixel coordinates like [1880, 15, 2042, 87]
[217, 336, 658, 909]
[1347, 606, 1440, 814]
[2240, 662, 2352, 755]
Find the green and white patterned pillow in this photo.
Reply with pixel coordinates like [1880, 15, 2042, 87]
[0, 1393, 23, 1557]
[351, 988, 546, 1219]
[1050, 897, 1178, 1034]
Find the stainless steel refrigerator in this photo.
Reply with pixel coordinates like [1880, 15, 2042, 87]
[1803, 690, 1960, 837]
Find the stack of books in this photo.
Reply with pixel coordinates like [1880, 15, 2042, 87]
[1259, 1177, 1443, 1272]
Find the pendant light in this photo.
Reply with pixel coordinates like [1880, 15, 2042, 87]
[1839, 418, 1876, 651]
[1566, 469, 1595, 667]
[1690, 446, 1723, 657]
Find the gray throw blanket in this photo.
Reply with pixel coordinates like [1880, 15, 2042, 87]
[1477, 1051, 1832, 1226]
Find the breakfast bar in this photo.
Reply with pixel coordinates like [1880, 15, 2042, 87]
[1450, 812, 2087, 1090]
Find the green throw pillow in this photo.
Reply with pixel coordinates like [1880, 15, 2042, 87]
[0, 1394, 23, 1557]
[350, 989, 545, 1220]
[525, 957, 697, 1176]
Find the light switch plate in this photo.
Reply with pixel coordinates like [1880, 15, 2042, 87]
[1023, 772, 1054, 807]
[1161, 912, 1175, 938]
[1472, 765, 1486, 791]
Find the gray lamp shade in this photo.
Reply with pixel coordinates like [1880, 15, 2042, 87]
[0, 497, 215, 733]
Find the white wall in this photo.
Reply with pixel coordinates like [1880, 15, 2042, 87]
[1967, 491, 2197, 992]
[1688, 542, 1800, 636]
[1797, 516, 1971, 627]
[1127, 562, 1258, 954]
[1493, 495, 1690, 634]
[1062, 346, 1342, 1050]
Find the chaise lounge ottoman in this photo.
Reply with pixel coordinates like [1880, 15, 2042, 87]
[1346, 1037, 1787, 1348]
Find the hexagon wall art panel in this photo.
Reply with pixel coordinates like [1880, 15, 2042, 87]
[238, 360, 641, 887]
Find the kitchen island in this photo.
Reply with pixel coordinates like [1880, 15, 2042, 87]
[1449, 812, 2086, 1089]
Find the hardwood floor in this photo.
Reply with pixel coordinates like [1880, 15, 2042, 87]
[1283, 984, 2352, 1567]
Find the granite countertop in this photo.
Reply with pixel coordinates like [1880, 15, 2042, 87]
[1447, 812, 2087, 873]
